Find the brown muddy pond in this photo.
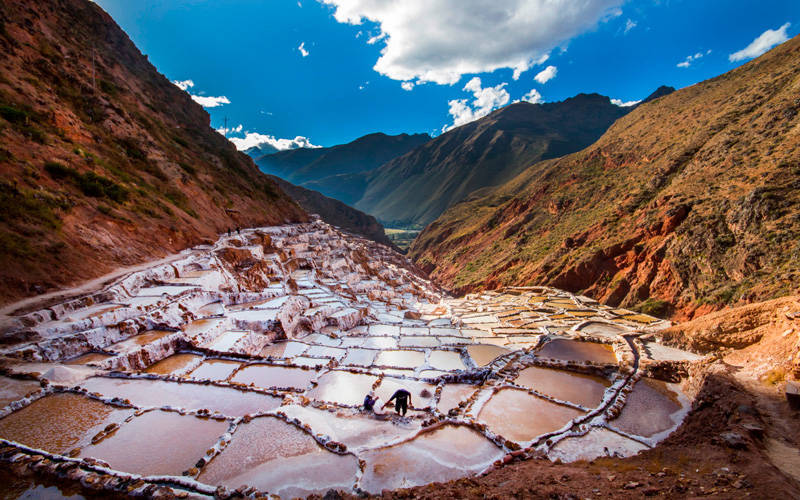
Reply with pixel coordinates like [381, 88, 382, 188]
[108, 330, 175, 352]
[144, 353, 202, 376]
[199, 416, 359, 498]
[188, 359, 241, 381]
[478, 388, 583, 443]
[80, 377, 281, 416]
[0, 377, 41, 407]
[360, 425, 503, 494]
[80, 410, 228, 476]
[514, 366, 610, 408]
[0, 393, 132, 454]
[231, 364, 317, 391]
[536, 339, 616, 364]
[307, 371, 378, 406]
[65, 352, 114, 366]
[609, 378, 685, 437]
[467, 344, 511, 366]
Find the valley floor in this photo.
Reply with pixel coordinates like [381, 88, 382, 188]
[0, 220, 796, 498]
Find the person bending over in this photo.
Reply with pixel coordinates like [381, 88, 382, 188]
[383, 388, 412, 416]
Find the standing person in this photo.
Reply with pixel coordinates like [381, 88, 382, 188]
[383, 388, 412, 416]
[237, 227, 241, 235]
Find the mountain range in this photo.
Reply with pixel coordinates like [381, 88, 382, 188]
[409, 34, 800, 319]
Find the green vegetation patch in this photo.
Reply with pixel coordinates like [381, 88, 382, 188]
[44, 161, 128, 202]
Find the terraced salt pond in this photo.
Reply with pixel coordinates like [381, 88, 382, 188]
[0, 220, 702, 498]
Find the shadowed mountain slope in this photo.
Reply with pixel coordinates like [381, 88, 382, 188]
[265, 175, 395, 248]
[354, 94, 635, 227]
[0, 0, 307, 305]
[253, 132, 430, 205]
[410, 36, 800, 320]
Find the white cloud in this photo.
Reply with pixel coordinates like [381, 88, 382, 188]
[224, 131, 321, 152]
[401, 81, 414, 91]
[520, 88, 543, 104]
[172, 79, 230, 108]
[216, 124, 244, 136]
[624, 18, 637, 34]
[534, 65, 557, 84]
[321, 0, 624, 85]
[443, 76, 510, 132]
[190, 95, 231, 108]
[298, 41, 309, 57]
[676, 51, 707, 68]
[611, 98, 640, 107]
[729, 23, 790, 62]
[172, 79, 194, 91]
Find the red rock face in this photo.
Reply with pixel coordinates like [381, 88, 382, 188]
[0, 0, 307, 306]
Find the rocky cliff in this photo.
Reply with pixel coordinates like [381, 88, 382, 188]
[0, 0, 307, 305]
[410, 35, 800, 320]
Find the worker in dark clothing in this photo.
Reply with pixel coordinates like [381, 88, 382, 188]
[363, 392, 377, 412]
[383, 388, 412, 416]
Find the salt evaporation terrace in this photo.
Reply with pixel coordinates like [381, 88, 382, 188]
[0, 219, 704, 497]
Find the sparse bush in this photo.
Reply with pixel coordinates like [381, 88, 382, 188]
[636, 298, 670, 318]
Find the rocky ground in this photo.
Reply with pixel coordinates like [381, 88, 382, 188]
[0, 220, 779, 498]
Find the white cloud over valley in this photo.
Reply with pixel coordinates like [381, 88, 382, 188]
[611, 98, 640, 107]
[222, 129, 320, 152]
[443, 77, 509, 132]
[321, 0, 624, 85]
[729, 23, 790, 62]
[172, 79, 230, 108]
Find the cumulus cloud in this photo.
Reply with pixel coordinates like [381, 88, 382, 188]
[172, 79, 194, 91]
[190, 95, 231, 107]
[321, 0, 624, 85]
[520, 88, 543, 104]
[443, 76, 509, 132]
[729, 23, 790, 62]
[216, 124, 244, 136]
[401, 81, 414, 91]
[534, 65, 557, 84]
[676, 51, 705, 68]
[224, 131, 321, 152]
[624, 18, 637, 34]
[172, 79, 230, 108]
[611, 98, 640, 107]
[298, 42, 309, 57]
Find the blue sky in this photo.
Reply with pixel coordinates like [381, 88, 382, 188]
[94, 0, 799, 150]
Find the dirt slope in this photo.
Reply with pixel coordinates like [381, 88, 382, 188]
[410, 35, 800, 320]
[0, 0, 307, 305]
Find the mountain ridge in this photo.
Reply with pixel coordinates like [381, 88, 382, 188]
[410, 35, 800, 320]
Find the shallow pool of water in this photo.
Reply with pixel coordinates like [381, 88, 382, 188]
[376, 378, 436, 411]
[536, 339, 616, 364]
[360, 425, 503, 493]
[307, 371, 378, 406]
[204, 331, 246, 351]
[80, 410, 228, 476]
[374, 350, 425, 369]
[80, 377, 281, 416]
[189, 359, 241, 381]
[608, 378, 685, 438]
[108, 330, 176, 353]
[0, 393, 132, 454]
[199, 416, 359, 497]
[340, 348, 377, 366]
[144, 353, 202, 376]
[0, 377, 42, 408]
[467, 344, 511, 366]
[548, 427, 648, 462]
[260, 341, 308, 359]
[427, 350, 467, 371]
[478, 388, 583, 443]
[514, 366, 610, 408]
[438, 384, 478, 414]
[231, 364, 318, 391]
